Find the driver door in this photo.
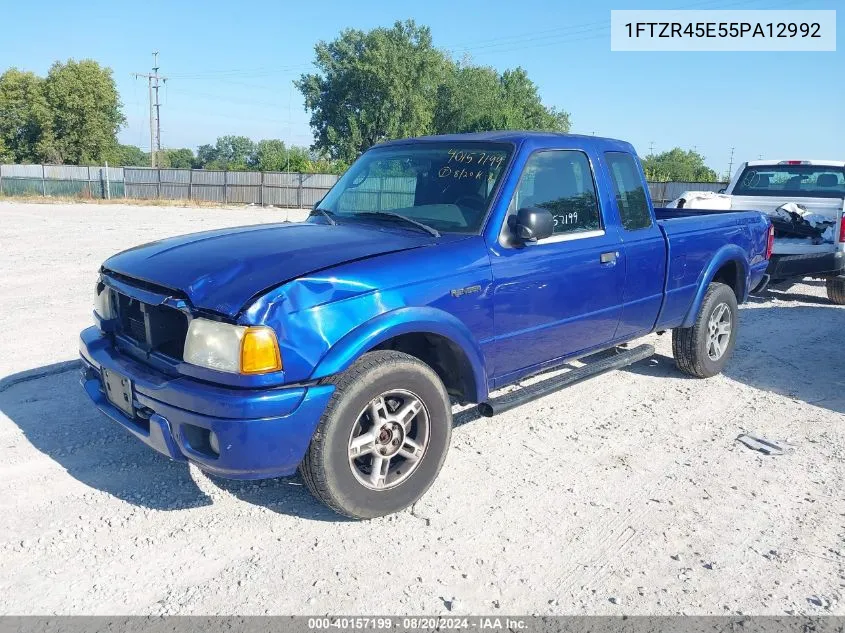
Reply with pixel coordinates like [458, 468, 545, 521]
[488, 149, 626, 386]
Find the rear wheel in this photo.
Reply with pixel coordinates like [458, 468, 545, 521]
[672, 282, 738, 378]
[300, 350, 452, 519]
[825, 277, 845, 305]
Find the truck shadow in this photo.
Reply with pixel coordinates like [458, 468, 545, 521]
[625, 304, 845, 415]
[206, 476, 352, 522]
[0, 364, 342, 520]
[749, 287, 834, 307]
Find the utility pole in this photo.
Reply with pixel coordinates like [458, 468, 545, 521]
[648, 141, 655, 156]
[133, 52, 167, 167]
[727, 147, 735, 181]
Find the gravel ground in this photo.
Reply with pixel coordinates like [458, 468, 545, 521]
[0, 200, 843, 616]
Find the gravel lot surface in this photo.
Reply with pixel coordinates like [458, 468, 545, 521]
[0, 201, 843, 616]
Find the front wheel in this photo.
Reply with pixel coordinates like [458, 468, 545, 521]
[300, 350, 452, 519]
[672, 282, 738, 378]
[825, 277, 845, 305]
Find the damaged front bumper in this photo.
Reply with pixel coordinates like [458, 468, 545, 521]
[78, 326, 333, 479]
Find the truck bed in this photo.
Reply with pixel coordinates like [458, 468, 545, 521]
[653, 207, 770, 329]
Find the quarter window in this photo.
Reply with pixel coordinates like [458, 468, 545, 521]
[605, 152, 652, 231]
[510, 150, 601, 235]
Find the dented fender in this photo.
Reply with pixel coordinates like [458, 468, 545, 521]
[310, 307, 490, 403]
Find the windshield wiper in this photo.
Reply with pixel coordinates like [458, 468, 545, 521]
[356, 211, 440, 237]
[309, 207, 337, 226]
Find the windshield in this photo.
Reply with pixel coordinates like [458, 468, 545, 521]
[733, 165, 845, 199]
[317, 142, 513, 233]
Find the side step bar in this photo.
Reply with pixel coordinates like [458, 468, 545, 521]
[477, 343, 655, 417]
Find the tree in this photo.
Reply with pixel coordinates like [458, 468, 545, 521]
[42, 59, 124, 164]
[641, 148, 718, 182]
[194, 135, 255, 170]
[165, 148, 195, 169]
[252, 139, 312, 172]
[297, 20, 450, 164]
[106, 143, 147, 166]
[434, 65, 570, 134]
[297, 21, 570, 163]
[196, 144, 216, 168]
[0, 69, 52, 163]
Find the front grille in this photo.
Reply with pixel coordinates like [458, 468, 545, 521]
[113, 291, 189, 360]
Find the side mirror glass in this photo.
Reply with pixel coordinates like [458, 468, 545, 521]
[718, 188, 726, 194]
[514, 207, 554, 242]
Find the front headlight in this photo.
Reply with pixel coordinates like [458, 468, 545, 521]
[94, 281, 115, 320]
[183, 318, 282, 374]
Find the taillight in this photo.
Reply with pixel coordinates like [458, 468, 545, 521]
[766, 224, 774, 259]
[839, 218, 845, 244]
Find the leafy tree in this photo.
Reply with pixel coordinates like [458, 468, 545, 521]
[194, 135, 255, 170]
[641, 148, 718, 182]
[308, 154, 348, 175]
[43, 59, 124, 164]
[0, 139, 12, 163]
[195, 144, 216, 168]
[165, 148, 195, 169]
[297, 20, 569, 163]
[106, 143, 148, 166]
[434, 65, 569, 134]
[297, 20, 450, 164]
[251, 139, 312, 172]
[0, 69, 52, 163]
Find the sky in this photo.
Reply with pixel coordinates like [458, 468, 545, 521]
[1, 0, 841, 177]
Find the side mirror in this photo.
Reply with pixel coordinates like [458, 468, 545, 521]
[514, 207, 554, 242]
[718, 188, 726, 194]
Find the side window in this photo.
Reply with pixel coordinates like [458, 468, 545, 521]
[605, 152, 652, 231]
[510, 150, 601, 235]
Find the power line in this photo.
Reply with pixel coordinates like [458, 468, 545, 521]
[133, 52, 167, 167]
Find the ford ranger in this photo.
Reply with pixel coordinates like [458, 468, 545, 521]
[79, 132, 772, 519]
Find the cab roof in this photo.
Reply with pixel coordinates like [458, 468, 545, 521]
[375, 130, 637, 154]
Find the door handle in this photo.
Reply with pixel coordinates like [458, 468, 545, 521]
[600, 251, 619, 264]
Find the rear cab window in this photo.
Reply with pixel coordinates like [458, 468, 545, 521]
[605, 152, 652, 231]
[732, 164, 845, 198]
[508, 150, 602, 237]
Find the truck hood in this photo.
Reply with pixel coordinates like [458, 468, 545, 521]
[103, 222, 440, 317]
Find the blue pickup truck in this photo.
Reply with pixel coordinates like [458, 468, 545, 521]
[79, 132, 772, 518]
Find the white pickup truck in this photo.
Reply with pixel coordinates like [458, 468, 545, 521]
[675, 160, 845, 304]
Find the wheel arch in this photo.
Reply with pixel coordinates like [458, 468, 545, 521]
[681, 246, 749, 328]
[310, 307, 489, 404]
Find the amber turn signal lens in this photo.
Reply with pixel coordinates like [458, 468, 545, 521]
[240, 327, 282, 374]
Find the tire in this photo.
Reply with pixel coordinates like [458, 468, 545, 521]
[825, 277, 845, 305]
[672, 282, 739, 379]
[300, 350, 452, 519]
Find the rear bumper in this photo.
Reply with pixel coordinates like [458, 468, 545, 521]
[79, 327, 334, 479]
[767, 251, 845, 281]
